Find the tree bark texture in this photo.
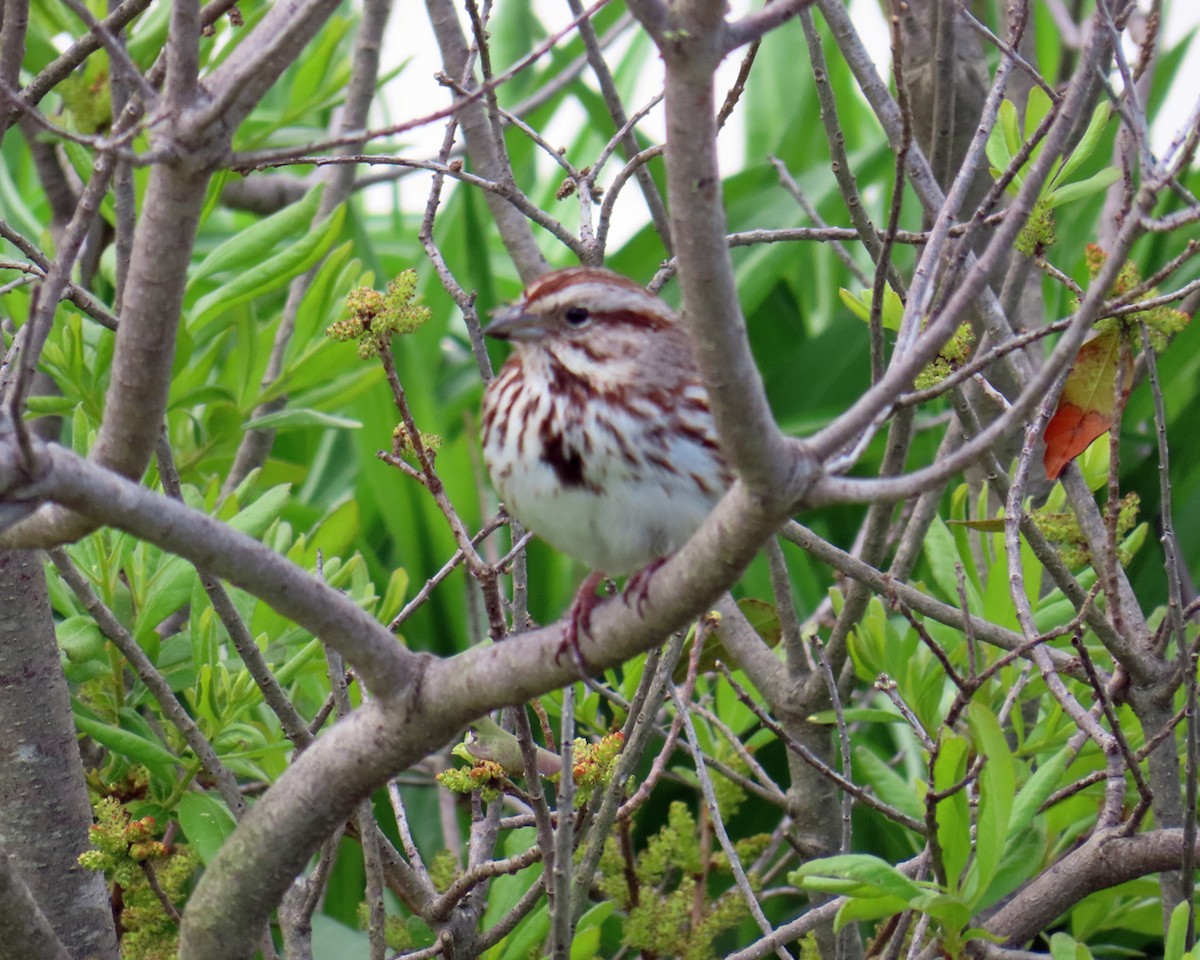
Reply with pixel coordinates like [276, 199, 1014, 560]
[0, 551, 118, 960]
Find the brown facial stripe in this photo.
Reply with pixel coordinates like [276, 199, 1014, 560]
[595, 308, 674, 332]
[543, 353, 591, 407]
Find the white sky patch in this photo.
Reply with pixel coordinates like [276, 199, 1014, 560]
[376, 1, 1200, 228]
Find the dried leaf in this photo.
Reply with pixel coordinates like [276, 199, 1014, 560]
[1043, 328, 1132, 480]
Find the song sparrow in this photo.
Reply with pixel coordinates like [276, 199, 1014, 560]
[481, 266, 730, 663]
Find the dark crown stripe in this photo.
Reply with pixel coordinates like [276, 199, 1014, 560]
[526, 267, 643, 301]
[525, 269, 676, 327]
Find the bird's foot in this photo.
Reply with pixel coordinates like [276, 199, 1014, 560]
[623, 556, 669, 617]
[557, 571, 606, 676]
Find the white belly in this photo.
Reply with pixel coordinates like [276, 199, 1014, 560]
[498, 456, 718, 575]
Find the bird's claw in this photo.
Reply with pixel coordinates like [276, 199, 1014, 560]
[557, 571, 605, 677]
[623, 556, 668, 617]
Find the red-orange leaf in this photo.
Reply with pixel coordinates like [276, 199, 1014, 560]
[1043, 328, 1132, 481]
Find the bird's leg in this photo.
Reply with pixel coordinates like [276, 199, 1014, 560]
[623, 556, 669, 617]
[558, 570, 606, 675]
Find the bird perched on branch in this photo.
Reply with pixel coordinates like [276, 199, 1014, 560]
[481, 267, 730, 667]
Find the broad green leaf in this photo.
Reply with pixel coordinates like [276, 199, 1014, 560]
[1046, 167, 1122, 209]
[1024, 86, 1054, 140]
[1001, 99, 1022, 164]
[910, 890, 972, 929]
[227, 484, 292, 539]
[272, 639, 324, 686]
[976, 825, 1044, 909]
[479, 829, 540, 939]
[923, 517, 978, 610]
[1058, 102, 1113, 184]
[791, 854, 923, 902]
[188, 185, 325, 287]
[190, 205, 346, 331]
[1049, 932, 1094, 960]
[178, 791, 237, 864]
[73, 710, 178, 778]
[57, 615, 107, 662]
[242, 408, 362, 432]
[853, 746, 925, 825]
[491, 901, 549, 960]
[1166, 901, 1194, 960]
[570, 901, 614, 960]
[308, 498, 363, 563]
[1009, 746, 1070, 837]
[933, 735, 970, 892]
[135, 555, 197, 644]
[834, 893, 911, 930]
[963, 703, 1015, 903]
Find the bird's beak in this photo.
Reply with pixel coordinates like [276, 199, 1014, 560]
[484, 304, 545, 342]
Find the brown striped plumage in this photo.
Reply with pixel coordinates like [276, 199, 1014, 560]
[481, 267, 730, 585]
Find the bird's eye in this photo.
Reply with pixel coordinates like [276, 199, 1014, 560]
[564, 306, 591, 328]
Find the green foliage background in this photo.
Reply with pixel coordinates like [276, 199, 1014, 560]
[3, 0, 1199, 956]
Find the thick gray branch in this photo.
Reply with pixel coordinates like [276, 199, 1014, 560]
[0, 551, 118, 960]
[648, 0, 814, 502]
[17, 444, 415, 696]
[0, 849, 71, 960]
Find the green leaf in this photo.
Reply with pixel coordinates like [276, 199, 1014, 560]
[933, 734, 970, 892]
[178, 791, 238, 864]
[838, 285, 904, 332]
[1008, 746, 1069, 837]
[809, 708, 906, 726]
[1049, 932, 1094, 960]
[227, 484, 292, 539]
[910, 890, 972, 929]
[853, 745, 925, 824]
[492, 902, 549, 960]
[26, 395, 81, 416]
[1058, 102, 1112, 184]
[286, 16, 352, 117]
[963, 703, 1015, 903]
[190, 205, 346, 332]
[570, 901, 614, 960]
[272, 638, 324, 686]
[923, 517, 977, 610]
[73, 710, 178, 778]
[242, 408, 362, 432]
[188, 185, 325, 287]
[988, 102, 1017, 169]
[1166, 901, 1193, 960]
[57, 615, 107, 662]
[834, 893, 911, 930]
[1024, 86, 1054, 141]
[380, 566, 411, 623]
[480, 830, 541, 957]
[791, 854, 923, 902]
[975, 825, 1044, 909]
[839, 288, 871, 323]
[1045, 167, 1122, 209]
[135, 555, 197, 644]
